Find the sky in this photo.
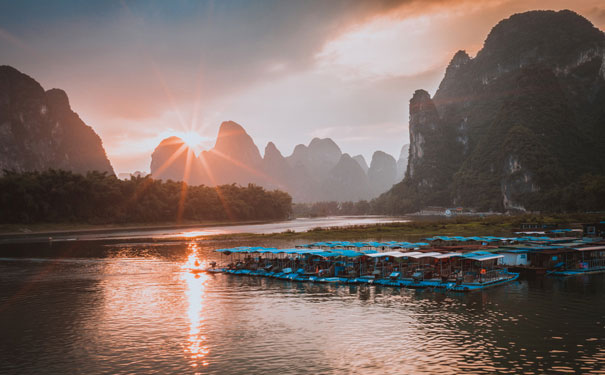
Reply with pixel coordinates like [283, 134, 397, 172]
[1, 0, 604, 173]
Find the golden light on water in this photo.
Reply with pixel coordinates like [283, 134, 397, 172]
[178, 229, 226, 238]
[181, 243, 210, 367]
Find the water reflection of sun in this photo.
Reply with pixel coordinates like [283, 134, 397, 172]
[181, 243, 210, 368]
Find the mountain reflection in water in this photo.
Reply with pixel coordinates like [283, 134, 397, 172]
[0, 239, 603, 374]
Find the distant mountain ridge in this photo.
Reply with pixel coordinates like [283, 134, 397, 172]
[150, 121, 408, 202]
[0, 66, 114, 175]
[378, 10, 605, 213]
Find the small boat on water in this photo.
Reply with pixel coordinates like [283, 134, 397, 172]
[546, 245, 605, 276]
[191, 231, 603, 290]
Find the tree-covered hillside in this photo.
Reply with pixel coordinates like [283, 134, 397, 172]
[0, 170, 292, 224]
[376, 10, 605, 213]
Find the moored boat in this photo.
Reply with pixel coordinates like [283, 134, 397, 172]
[206, 245, 519, 292]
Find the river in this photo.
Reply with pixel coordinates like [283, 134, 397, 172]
[0, 220, 603, 374]
[0, 216, 409, 244]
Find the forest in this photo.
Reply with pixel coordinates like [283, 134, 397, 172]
[0, 170, 292, 224]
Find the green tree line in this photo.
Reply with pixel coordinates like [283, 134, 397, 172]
[0, 170, 292, 224]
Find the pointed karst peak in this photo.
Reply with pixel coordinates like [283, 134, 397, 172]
[216, 120, 247, 138]
[158, 136, 187, 147]
[352, 154, 369, 174]
[0, 65, 21, 74]
[307, 137, 342, 156]
[214, 120, 252, 150]
[370, 150, 396, 166]
[45, 88, 71, 111]
[264, 141, 283, 159]
[153, 136, 195, 156]
[212, 120, 262, 162]
[399, 144, 409, 160]
[308, 137, 340, 150]
[0, 65, 46, 104]
[449, 50, 471, 69]
[411, 89, 431, 102]
[478, 10, 604, 67]
[410, 89, 436, 114]
[0, 65, 115, 175]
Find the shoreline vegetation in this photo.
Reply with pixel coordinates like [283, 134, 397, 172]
[0, 219, 275, 237]
[0, 169, 292, 226]
[244, 213, 603, 241]
[0, 170, 602, 241]
[2, 213, 601, 242]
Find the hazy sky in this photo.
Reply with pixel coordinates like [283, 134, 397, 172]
[2, 0, 604, 173]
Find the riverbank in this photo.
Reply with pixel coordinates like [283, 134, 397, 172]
[0, 213, 601, 243]
[243, 213, 601, 241]
[0, 219, 274, 239]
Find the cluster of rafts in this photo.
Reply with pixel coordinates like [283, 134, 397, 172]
[196, 233, 605, 291]
[201, 244, 519, 293]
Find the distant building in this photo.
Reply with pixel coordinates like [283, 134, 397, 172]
[419, 206, 447, 216]
[582, 222, 605, 237]
[519, 223, 558, 230]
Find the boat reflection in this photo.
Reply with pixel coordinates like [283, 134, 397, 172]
[181, 243, 210, 368]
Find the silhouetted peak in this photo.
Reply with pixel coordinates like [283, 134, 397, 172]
[0, 65, 37, 81]
[478, 10, 604, 69]
[292, 144, 308, 153]
[45, 88, 71, 111]
[264, 141, 284, 159]
[217, 120, 246, 135]
[0, 65, 114, 175]
[370, 151, 396, 168]
[158, 136, 187, 147]
[308, 137, 341, 153]
[212, 120, 262, 164]
[368, 150, 397, 196]
[352, 154, 369, 173]
[410, 89, 437, 116]
[411, 89, 431, 102]
[0, 65, 20, 74]
[332, 153, 368, 179]
[398, 144, 409, 160]
[214, 121, 255, 147]
[448, 50, 471, 69]
[0, 65, 45, 102]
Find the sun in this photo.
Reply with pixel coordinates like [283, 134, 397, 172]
[179, 131, 205, 149]
[163, 130, 208, 151]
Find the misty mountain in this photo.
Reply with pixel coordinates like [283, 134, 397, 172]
[286, 137, 342, 178]
[395, 144, 409, 181]
[368, 151, 397, 198]
[322, 153, 371, 201]
[150, 121, 404, 202]
[377, 10, 605, 213]
[352, 155, 369, 174]
[0, 66, 114, 175]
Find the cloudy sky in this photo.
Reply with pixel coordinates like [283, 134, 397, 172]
[2, 0, 604, 173]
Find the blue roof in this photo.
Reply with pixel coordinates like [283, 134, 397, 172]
[360, 249, 379, 254]
[327, 250, 363, 258]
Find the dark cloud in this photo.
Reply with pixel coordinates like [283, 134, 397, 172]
[0, 0, 423, 119]
[2, 0, 602, 172]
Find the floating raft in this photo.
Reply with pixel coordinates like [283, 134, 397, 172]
[202, 267, 519, 292]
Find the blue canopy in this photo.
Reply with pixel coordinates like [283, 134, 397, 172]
[329, 250, 363, 257]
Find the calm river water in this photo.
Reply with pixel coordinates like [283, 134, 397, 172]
[0, 224, 604, 374]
